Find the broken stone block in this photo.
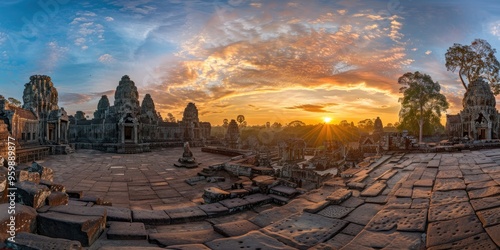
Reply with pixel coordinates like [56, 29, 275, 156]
[95, 205, 132, 222]
[15, 181, 52, 209]
[79, 195, 104, 205]
[202, 187, 230, 204]
[27, 172, 41, 184]
[326, 188, 352, 204]
[206, 231, 295, 250]
[219, 198, 251, 213]
[206, 176, 225, 183]
[66, 190, 83, 199]
[164, 206, 207, 223]
[0, 203, 37, 242]
[268, 194, 290, 205]
[5, 232, 82, 250]
[15, 169, 29, 182]
[213, 219, 261, 237]
[29, 162, 54, 182]
[304, 200, 331, 213]
[107, 222, 147, 240]
[37, 211, 104, 247]
[132, 209, 170, 225]
[198, 203, 229, 217]
[39, 179, 66, 192]
[46, 191, 69, 206]
[229, 189, 249, 198]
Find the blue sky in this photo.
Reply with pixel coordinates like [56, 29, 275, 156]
[1, 0, 500, 125]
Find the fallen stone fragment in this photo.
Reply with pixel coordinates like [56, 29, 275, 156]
[198, 203, 229, 217]
[0, 203, 37, 242]
[261, 213, 348, 249]
[219, 198, 250, 213]
[213, 219, 260, 237]
[426, 214, 484, 248]
[149, 229, 223, 247]
[205, 231, 295, 250]
[15, 181, 52, 209]
[202, 187, 230, 204]
[132, 209, 170, 225]
[107, 222, 147, 240]
[5, 232, 82, 250]
[326, 188, 352, 204]
[46, 191, 69, 206]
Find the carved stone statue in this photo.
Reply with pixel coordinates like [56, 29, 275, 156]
[174, 142, 199, 168]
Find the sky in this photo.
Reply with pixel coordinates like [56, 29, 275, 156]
[1, 0, 500, 126]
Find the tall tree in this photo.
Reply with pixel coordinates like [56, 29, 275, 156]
[236, 115, 245, 126]
[445, 39, 500, 94]
[398, 72, 449, 143]
[166, 113, 176, 122]
[223, 119, 229, 129]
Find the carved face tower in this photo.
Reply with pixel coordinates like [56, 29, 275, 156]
[114, 75, 140, 117]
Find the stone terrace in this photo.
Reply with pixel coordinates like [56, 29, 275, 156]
[36, 148, 500, 249]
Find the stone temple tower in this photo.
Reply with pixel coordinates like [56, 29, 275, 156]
[93, 95, 110, 120]
[114, 75, 140, 118]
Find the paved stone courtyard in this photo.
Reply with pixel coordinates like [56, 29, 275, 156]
[32, 148, 500, 249]
[36, 148, 234, 210]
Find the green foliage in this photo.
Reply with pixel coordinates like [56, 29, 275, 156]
[445, 38, 500, 95]
[398, 72, 449, 141]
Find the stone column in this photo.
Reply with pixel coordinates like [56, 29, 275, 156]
[133, 125, 138, 144]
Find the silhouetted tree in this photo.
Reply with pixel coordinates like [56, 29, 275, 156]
[398, 71, 449, 143]
[445, 39, 500, 94]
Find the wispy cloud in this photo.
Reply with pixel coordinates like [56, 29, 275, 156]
[285, 104, 336, 113]
[98, 54, 115, 63]
[59, 90, 115, 105]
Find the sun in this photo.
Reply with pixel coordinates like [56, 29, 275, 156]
[323, 117, 332, 123]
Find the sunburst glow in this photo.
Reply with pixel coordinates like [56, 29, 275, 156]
[323, 117, 332, 123]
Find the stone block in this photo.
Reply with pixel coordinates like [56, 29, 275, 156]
[219, 198, 250, 213]
[5, 232, 82, 250]
[360, 181, 386, 197]
[426, 215, 484, 248]
[428, 201, 474, 222]
[317, 205, 354, 219]
[37, 212, 104, 247]
[46, 191, 69, 206]
[198, 203, 229, 217]
[242, 193, 272, 207]
[268, 193, 290, 205]
[344, 203, 383, 226]
[132, 209, 170, 225]
[427, 232, 497, 250]
[304, 200, 331, 213]
[95, 205, 132, 222]
[39, 179, 66, 192]
[29, 162, 54, 182]
[476, 206, 500, 227]
[0, 203, 37, 242]
[107, 222, 147, 240]
[15, 170, 29, 182]
[250, 198, 315, 228]
[261, 212, 348, 249]
[164, 206, 207, 223]
[229, 189, 249, 198]
[202, 187, 230, 204]
[206, 231, 295, 250]
[365, 208, 427, 232]
[149, 230, 223, 247]
[346, 181, 366, 190]
[269, 185, 297, 198]
[15, 181, 52, 209]
[326, 188, 352, 204]
[213, 219, 260, 237]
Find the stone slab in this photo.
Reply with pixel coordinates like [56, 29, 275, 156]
[205, 231, 295, 250]
[344, 203, 383, 226]
[385, 197, 412, 209]
[132, 209, 170, 225]
[107, 222, 147, 240]
[464, 173, 492, 184]
[411, 187, 432, 199]
[269, 185, 297, 197]
[468, 186, 500, 199]
[340, 196, 364, 208]
[365, 195, 388, 204]
[413, 179, 433, 187]
[15, 181, 52, 209]
[485, 223, 500, 247]
[428, 201, 474, 222]
[470, 196, 500, 211]
[346, 181, 366, 190]
[198, 203, 229, 217]
[0, 204, 37, 242]
[5, 232, 82, 250]
[326, 188, 352, 204]
[410, 198, 429, 209]
[304, 200, 330, 214]
[436, 170, 463, 179]
[360, 181, 386, 197]
[430, 190, 469, 205]
[426, 214, 484, 248]
[95, 206, 132, 222]
[395, 187, 412, 198]
[46, 191, 69, 206]
[317, 205, 354, 219]
[476, 206, 500, 227]
[427, 160, 440, 168]
[219, 198, 250, 213]
[427, 232, 497, 250]
[165, 244, 211, 250]
[164, 206, 207, 223]
[434, 178, 466, 191]
[365, 208, 427, 232]
[213, 219, 260, 237]
[319, 233, 354, 249]
[342, 223, 364, 236]
[250, 199, 316, 228]
[37, 211, 104, 247]
[149, 230, 223, 246]
[344, 229, 423, 249]
[466, 180, 499, 191]
[261, 212, 348, 249]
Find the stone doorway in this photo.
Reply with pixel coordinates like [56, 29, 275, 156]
[479, 128, 486, 140]
[124, 126, 133, 140]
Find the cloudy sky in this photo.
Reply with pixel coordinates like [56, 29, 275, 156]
[1, 0, 500, 125]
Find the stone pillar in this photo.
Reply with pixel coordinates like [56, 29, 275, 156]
[133, 125, 138, 144]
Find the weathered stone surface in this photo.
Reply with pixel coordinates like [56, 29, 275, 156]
[427, 159, 440, 168]
[433, 178, 465, 191]
[261, 212, 348, 249]
[29, 162, 54, 182]
[96, 205, 132, 222]
[269, 185, 297, 197]
[317, 205, 354, 219]
[198, 203, 229, 217]
[470, 196, 500, 211]
[46, 191, 69, 206]
[466, 180, 499, 190]
[304, 200, 330, 213]
[395, 187, 412, 198]
[428, 201, 474, 222]
[485, 223, 500, 247]
[476, 206, 500, 227]
[37, 212, 104, 247]
[165, 244, 211, 250]
[427, 232, 497, 250]
[426, 215, 484, 247]
[365, 195, 388, 204]
[15, 181, 52, 209]
[242, 193, 272, 206]
[213, 219, 260, 237]
[436, 170, 463, 179]
[344, 230, 423, 249]
[107, 222, 147, 240]
[326, 188, 352, 203]
[5, 232, 82, 250]
[464, 173, 492, 184]
[344, 203, 383, 226]
[413, 179, 433, 187]
[205, 231, 295, 250]
[342, 223, 364, 236]
[149, 230, 223, 246]
[39, 180, 66, 192]
[202, 187, 230, 203]
[385, 197, 412, 209]
[411, 198, 429, 209]
[468, 186, 500, 199]
[164, 206, 207, 223]
[319, 233, 354, 249]
[360, 181, 386, 197]
[346, 181, 366, 190]
[219, 198, 250, 213]
[268, 193, 290, 205]
[430, 190, 469, 205]
[0, 203, 37, 242]
[132, 210, 170, 225]
[365, 208, 427, 232]
[412, 187, 432, 199]
[340, 196, 364, 208]
[250, 198, 315, 227]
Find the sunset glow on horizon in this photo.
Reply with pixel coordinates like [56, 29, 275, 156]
[1, 0, 500, 126]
